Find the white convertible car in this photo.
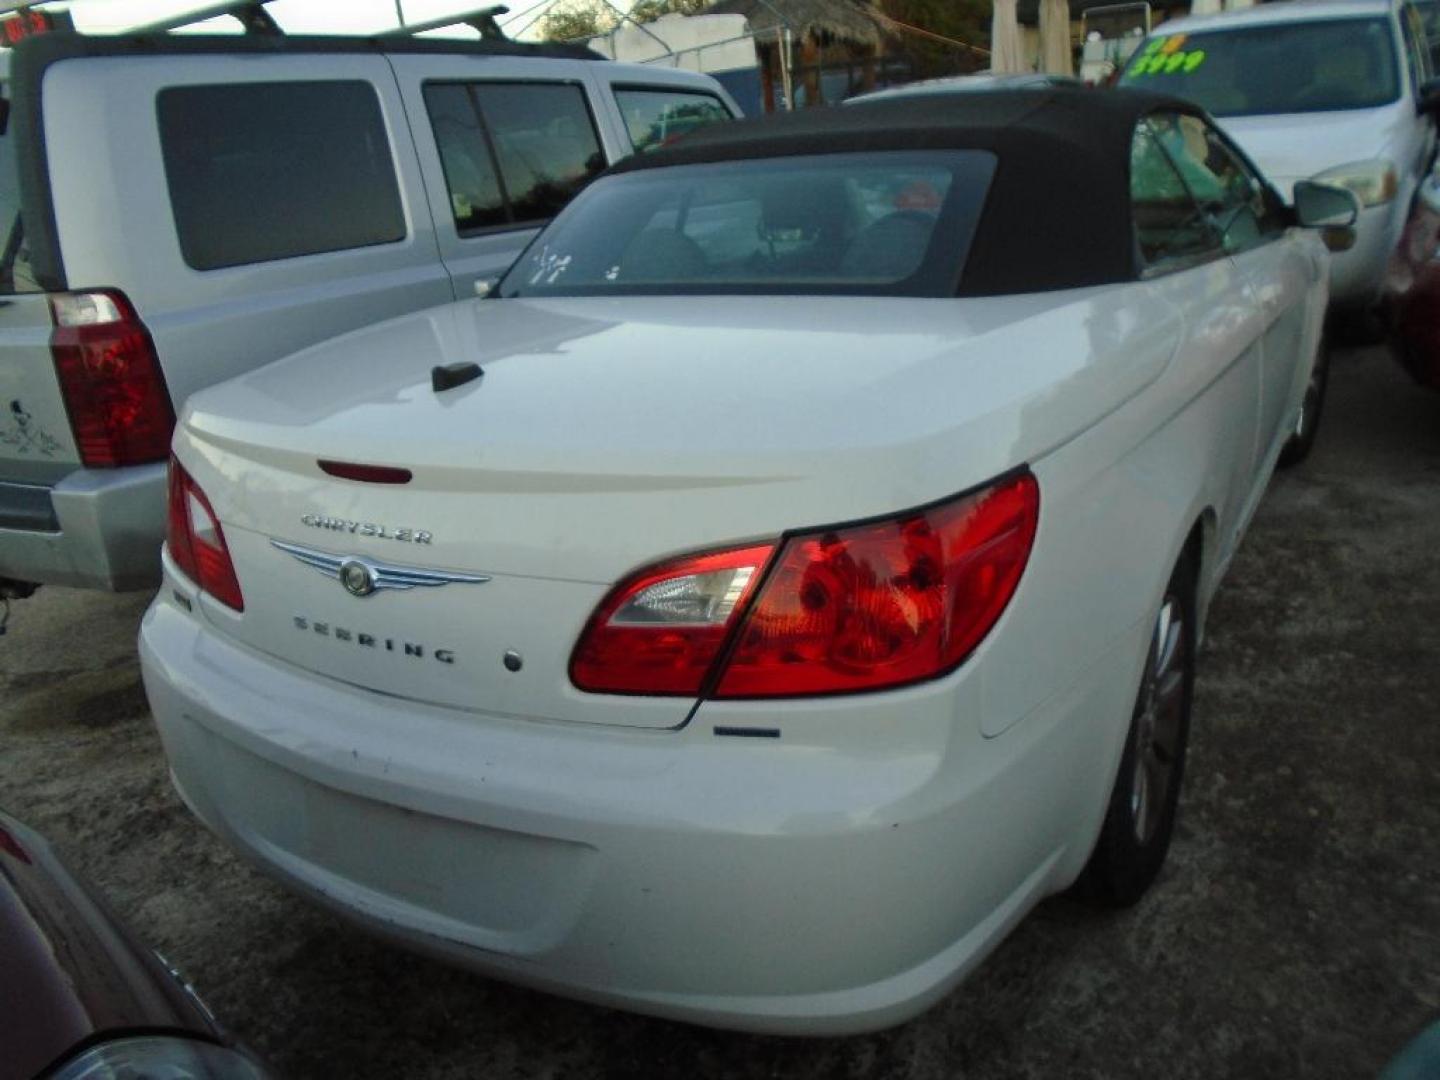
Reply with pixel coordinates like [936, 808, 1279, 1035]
[140, 90, 1356, 1034]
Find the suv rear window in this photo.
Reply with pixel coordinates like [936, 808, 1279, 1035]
[157, 81, 406, 270]
[498, 150, 996, 299]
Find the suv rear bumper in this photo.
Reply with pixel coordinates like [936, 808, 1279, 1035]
[0, 463, 166, 590]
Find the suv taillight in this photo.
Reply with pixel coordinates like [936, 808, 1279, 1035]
[570, 471, 1039, 698]
[166, 457, 244, 611]
[49, 290, 173, 468]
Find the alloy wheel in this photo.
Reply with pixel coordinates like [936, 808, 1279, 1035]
[1294, 363, 1323, 441]
[1131, 595, 1186, 845]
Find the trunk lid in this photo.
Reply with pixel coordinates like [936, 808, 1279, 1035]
[178, 292, 1178, 727]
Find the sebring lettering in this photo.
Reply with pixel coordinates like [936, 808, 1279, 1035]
[301, 513, 433, 544]
[294, 615, 456, 664]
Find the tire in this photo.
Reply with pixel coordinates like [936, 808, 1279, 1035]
[1075, 552, 1196, 907]
[1277, 340, 1330, 469]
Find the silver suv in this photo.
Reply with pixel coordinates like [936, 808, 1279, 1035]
[0, 29, 737, 592]
[1120, 0, 1439, 318]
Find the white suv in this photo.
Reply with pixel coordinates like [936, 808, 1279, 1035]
[0, 30, 737, 594]
[1120, 0, 1439, 317]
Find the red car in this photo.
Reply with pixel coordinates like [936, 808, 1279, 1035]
[0, 810, 269, 1080]
[1384, 174, 1440, 390]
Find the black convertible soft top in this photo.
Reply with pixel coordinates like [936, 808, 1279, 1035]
[608, 88, 1208, 296]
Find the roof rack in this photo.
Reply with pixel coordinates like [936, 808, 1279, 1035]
[11, 0, 521, 42]
[130, 0, 281, 36]
[378, 4, 511, 40]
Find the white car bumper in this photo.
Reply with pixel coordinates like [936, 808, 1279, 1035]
[139, 564, 1143, 1035]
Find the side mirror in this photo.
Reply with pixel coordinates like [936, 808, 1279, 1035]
[1418, 75, 1440, 115]
[1294, 180, 1361, 229]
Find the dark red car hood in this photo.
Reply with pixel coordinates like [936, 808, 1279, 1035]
[0, 810, 220, 1080]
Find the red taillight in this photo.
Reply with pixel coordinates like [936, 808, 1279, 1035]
[166, 463, 197, 585]
[715, 472, 1038, 698]
[166, 456, 244, 611]
[569, 472, 1038, 699]
[50, 290, 173, 468]
[570, 543, 775, 695]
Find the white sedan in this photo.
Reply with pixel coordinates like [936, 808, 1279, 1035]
[139, 89, 1356, 1035]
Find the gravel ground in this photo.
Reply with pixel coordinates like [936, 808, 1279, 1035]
[1, 345, 1437, 1079]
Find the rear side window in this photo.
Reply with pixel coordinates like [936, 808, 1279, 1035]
[425, 84, 508, 231]
[423, 81, 605, 236]
[612, 86, 732, 154]
[157, 81, 406, 271]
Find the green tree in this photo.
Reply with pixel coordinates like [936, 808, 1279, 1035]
[540, 1, 617, 41]
[630, 0, 711, 23]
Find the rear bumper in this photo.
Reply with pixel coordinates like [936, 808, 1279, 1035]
[139, 567, 1144, 1035]
[0, 463, 166, 590]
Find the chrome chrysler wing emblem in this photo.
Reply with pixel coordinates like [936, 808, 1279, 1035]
[271, 539, 490, 597]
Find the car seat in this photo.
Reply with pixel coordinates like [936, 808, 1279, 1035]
[617, 229, 708, 281]
[839, 211, 935, 280]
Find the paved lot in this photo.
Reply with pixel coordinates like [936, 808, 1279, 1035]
[1, 345, 1436, 1079]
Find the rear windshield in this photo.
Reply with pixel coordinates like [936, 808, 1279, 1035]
[497, 151, 996, 299]
[1120, 18, 1400, 116]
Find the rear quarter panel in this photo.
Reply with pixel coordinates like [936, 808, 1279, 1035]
[981, 261, 1262, 734]
[996, 263, 1269, 879]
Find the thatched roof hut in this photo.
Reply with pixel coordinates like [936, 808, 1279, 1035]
[710, 0, 895, 108]
[710, 0, 890, 49]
